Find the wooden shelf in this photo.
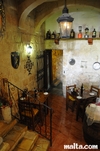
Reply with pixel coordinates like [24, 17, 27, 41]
[45, 38, 100, 41]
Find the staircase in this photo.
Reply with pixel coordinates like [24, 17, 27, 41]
[0, 118, 50, 151]
[0, 78, 53, 146]
[53, 78, 61, 87]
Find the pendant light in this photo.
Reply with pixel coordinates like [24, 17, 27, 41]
[57, 0, 74, 38]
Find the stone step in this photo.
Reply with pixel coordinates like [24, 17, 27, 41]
[0, 119, 50, 151]
[2, 123, 27, 151]
[53, 79, 61, 86]
[0, 142, 10, 151]
[0, 119, 18, 138]
[32, 137, 50, 151]
[14, 131, 39, 151]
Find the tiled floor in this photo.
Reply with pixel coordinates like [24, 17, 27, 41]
[48, 85, 99, 151]
[48, 83, 63, 96]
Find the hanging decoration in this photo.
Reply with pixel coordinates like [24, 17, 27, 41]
[11, 52, 20, 69]
[24, 45, 34, 75]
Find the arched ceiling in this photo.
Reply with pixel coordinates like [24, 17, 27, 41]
[17, 0, 100, 31]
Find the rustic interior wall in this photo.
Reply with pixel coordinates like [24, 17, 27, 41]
[52, 49, 63, 82]
[0, 1, 45, 92]
[45, 39, 100, 97]
[45, 6, 100, 97]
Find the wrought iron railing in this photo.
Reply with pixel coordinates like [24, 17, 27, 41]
[1, 78, 53, 146]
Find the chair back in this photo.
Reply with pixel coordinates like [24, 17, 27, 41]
[18, 100, 39, 130]
[66, 84, 76, 97]
[90, 85, 99, 97]
[18, 100, 33, 118]
[66, 84, 76, 91]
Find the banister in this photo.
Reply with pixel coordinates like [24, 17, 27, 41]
[1, 78, 53, 146]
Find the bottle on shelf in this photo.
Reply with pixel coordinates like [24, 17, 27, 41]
[51, 31, 56, 39]
[78, 31, 82, 38]
[46, 30, 51, 39]
[78, 26, 82, 38]
[84, 27, 89, 38]
[92, 28, 96, 38]
[80, 83, 83, 96]
[70, 29, 75, 38]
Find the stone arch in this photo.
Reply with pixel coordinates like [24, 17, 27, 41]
[35, 4, 100, 32]
[18, 0, 100, 32]
[18, 0, 57, 30]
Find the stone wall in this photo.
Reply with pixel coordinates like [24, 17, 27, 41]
[45, 39, 100, 97]
[0, 1, 45, 92]
[52, 49, 63, 82]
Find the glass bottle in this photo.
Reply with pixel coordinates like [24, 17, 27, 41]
[80, 83, 83, 96]
[92, 29, 96, 38]
[78, 31, 82, 38]
[78, 26, 82, 38]
[84, 27, 89, 38]
[46, 30, 51, 39]
[51, 31, 56, 39]
[99, 32, 100, 38]
[70, 29, 75, 38]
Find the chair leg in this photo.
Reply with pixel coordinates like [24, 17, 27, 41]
[72, 103, 74, 112]
[66, 100, 69, 110]
[72, 101, 76, 112]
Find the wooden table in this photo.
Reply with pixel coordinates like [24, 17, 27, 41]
[19, 91, 49, 127]
[66, 90, 97, 121]
[27, 91, 49, 105]
[19, 91, 49, 114]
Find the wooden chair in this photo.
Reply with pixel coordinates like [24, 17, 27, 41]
[90, 85, 99, 97]
[66, 84, 76, 112]
[18, 100, 40, 130]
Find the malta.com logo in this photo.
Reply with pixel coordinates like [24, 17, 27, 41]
[64, 143, 98, 150]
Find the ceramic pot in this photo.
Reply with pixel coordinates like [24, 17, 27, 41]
[1, 106, 12, 123]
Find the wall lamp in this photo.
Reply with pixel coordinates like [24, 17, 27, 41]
[0, 0, 6, 39]
[57, 0, 74, 38]
[24, 44, 34, 75]
[26, 44, 32, 54]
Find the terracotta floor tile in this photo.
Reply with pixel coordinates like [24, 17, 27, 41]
[48, 93, 99, 151]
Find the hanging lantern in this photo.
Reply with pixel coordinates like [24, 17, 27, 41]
[57, 0, 74, 38]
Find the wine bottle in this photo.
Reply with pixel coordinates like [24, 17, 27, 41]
[51, 32, 56, 39]
[92, 29, 96, 38]
[80, 83, 83, 96]
[46, 30, 51, 39]
[70, 29, 75, 38]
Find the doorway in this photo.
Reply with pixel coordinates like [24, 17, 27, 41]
[44, 49, 52, 90]
[44, 49, 63, 95]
